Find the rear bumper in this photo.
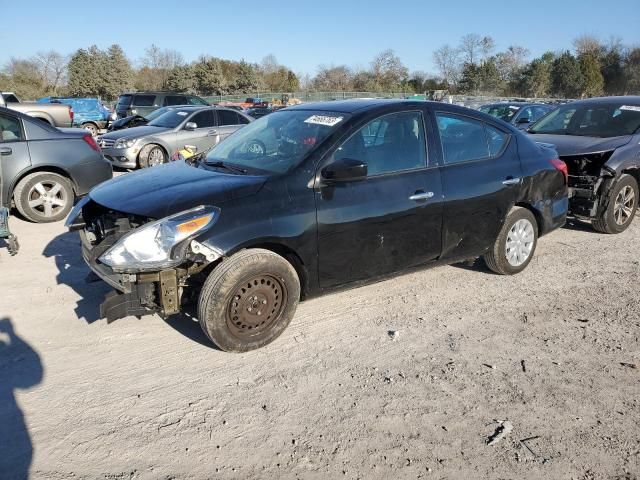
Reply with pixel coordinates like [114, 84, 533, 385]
[534, 195, 568, 236]
[72, 158, 113, 196]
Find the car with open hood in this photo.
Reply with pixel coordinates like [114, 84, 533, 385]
[67, 99, 568, 352]
[97, 106, 253, 168]
[528, 96, 640, 233]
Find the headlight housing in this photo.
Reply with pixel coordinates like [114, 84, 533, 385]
[114, 138, 137, 149]
[99, 206, 220, 272]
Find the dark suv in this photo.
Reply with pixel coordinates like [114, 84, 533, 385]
[68, 100, 568, 352]
[115, 92, 209, 119]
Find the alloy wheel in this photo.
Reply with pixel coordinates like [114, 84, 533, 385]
[614, 185, 635, 226]
[27, 181, 68, 218]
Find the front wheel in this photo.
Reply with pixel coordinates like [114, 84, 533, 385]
[198, 249, 300, 352]
[592, 174, 638, 234]
[138, 144, 166, 168]
[484, 207, 538, 275]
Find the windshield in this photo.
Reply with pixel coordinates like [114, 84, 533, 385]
[145, 107, 171, 121]
[529, 103, 640, 137]
[479, 104, 520, 122]
[204, 110, 349, 174]
[147, 109, 191, 128]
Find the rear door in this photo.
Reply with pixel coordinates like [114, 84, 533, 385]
[315, 109, 443, 288]
[434, 111, 521, 260]
[0, 112, 30, 206]
[132, 94, 158, 117]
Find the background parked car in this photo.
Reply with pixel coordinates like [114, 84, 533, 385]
[245, 106, 275, 119]
[97, 106, 253, 168]
[0, 106, 112, 222]
[479, 102, 555, 130]
[107, 105, 178, 132]
[38, 97, 112, 136]
[527, 96, 640, 233]
[1, 92, 73, 128]
[114, 92, 209, 119]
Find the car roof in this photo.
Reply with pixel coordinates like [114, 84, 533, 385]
[285, 99, 445, 113]
[562, 96, 640, 106]
[118, 92, 201, 96]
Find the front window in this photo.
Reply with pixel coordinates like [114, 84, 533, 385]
[204, 110, 349, 174]
[529, 103, 640, 137]
[148, 109, 192, 128]
[187, 96, 209, 106]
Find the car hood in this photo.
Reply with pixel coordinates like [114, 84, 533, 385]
[99, 124, 168, 140]
[527, 133, 632, 156]
[89, 161, 267, 218]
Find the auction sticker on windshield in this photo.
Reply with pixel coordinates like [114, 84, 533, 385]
[620, 105, 640, 112]
[177, 111, 188, 116]
[304, 115, 344, 127]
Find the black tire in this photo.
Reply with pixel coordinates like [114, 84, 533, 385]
[198, 248, 300, 352]
[138, 144, 166, 168]
[13, 172, 74, 223]
[592, 174, 638, 234]
[483, 206, 538, 275]
[82, 122, 99, 136]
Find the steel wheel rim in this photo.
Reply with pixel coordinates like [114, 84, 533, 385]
[148, 148, 165, 166]
[505, 218, 534, 267]
[614, 185, 635, 226]
[227, 274, 288, 340]
[27, 181, 68, 218]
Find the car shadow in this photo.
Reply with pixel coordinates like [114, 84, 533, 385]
[562, 217, 598, 233]
[0, 316, 44, 479]
[451, 257, 493, 274]
[42, 230, 111, 323]
[164, 308, 220, 350]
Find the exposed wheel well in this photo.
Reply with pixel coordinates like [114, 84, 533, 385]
[514, 202, 543, 230]
[34, 117, 51, 125]
[621, 168, 640, 187]
[9, 167, 76, 204]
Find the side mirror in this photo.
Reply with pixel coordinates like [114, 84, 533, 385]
[321, 157, 367, 183]
[516, 117, 530, 124]
[184, 122, 198, 131]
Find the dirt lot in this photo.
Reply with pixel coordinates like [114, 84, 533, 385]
[0, 213, 638, 480]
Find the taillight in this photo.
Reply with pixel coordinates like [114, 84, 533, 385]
[83, 134, 100, 152]
[550, 158, 568, 185]
[69, 107, 74, 123]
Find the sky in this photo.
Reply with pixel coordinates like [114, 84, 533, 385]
[1, 0, 639, 76]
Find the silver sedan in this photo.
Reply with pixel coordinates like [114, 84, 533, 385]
[97, 106, 253, 168]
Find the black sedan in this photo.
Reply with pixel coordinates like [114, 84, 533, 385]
[479, 102, 555, 130]
[528, 96, 640, 233]
[0, 107, 112, 222]
[67, 100, 568, 351]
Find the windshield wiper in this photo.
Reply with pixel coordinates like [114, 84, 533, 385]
[204, 160, 247, 174]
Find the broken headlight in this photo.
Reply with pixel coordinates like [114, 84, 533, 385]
[99, 206, 220, 272]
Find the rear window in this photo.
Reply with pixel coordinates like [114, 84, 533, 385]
[133, 95, 156, 107]
[218, 110, 241, 126]
[436, 113, 508, 164]
[187, 96, 209, 106]
[3, 94, 20, 103]
[164, 95, 188, 106]
[530, 103, 640, 137]
[117, 95, 132, 107]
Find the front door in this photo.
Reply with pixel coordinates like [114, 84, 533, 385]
[316, 110, 443, 288]
[175, 110, 219, 155]
[434, 112, 522, 259]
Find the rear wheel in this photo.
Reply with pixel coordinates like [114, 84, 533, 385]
[592, 174, 638, 234]
[13, 172, 74, 223]
[484, 207, 538, 275]
[198, 248, 300, 352]
[139, 144, 166, 168]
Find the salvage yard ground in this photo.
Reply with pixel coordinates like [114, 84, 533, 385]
[0, 214, 638, 479]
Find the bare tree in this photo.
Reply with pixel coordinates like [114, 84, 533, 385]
[34, 51, 68, 94]
[573, 34, 603, 57]
[313, 64, 353, 90]
[433, 44, 461, 86]
[495, 45, 530, 82]
[370, 49, 408, 91]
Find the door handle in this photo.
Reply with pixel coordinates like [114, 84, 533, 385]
[207, 130, 218, 136]
[0, 147, 12, 156]
[502, 177, 521, 185]
[409, 191, 434, 201]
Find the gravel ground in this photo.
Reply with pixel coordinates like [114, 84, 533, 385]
[0, 214, 638, 480]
